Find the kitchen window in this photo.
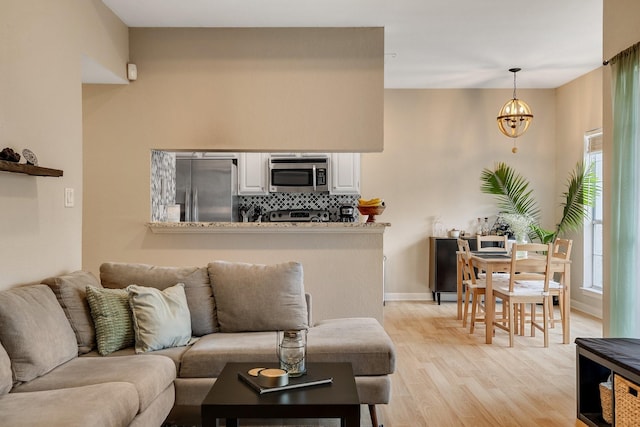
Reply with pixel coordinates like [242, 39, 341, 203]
[583, 129, 603, 293]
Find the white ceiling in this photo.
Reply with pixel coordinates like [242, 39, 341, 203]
[101, 0, 603, 89]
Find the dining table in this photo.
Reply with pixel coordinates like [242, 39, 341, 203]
[456, 250, 572, 344]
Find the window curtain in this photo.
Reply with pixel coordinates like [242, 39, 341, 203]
[610, 42, 640, 338]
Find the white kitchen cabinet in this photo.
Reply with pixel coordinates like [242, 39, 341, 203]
[330, 153, 360, 195]
[238, 153, 269, 195]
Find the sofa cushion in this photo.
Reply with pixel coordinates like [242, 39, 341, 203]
[208, 261, 308, 332]
[0, 382, 139, 427]
[127, 283, 192, 353]
[81, 344, 191, 373]
[0, 285, 78, 383]
[12, 354, 176, 413]
[100, 262, 216, 335]
[42, 270, 102, 354]
[306, 318, 396, 376]
[86, 286, 134, 356]
[0, 341, 12, 395]
[179, 318, 395, 378]
[179, 331, 278, 378]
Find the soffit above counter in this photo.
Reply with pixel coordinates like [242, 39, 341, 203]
[147, 222, 390, 234]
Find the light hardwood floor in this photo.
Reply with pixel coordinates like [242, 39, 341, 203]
[168, 301, 602, 427]
[375, 301, 602, 427]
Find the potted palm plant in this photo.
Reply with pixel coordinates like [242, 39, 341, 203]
[479, 161, 599, 243]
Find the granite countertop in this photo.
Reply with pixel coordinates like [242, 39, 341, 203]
[147, 221, 390, 234]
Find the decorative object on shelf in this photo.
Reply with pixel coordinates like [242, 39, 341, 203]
[21, 149, 38, 166]
[481, 217, 490, 235]
[448, 229, 460, 238]
[599, 375, 613, 424]
[358, 197, 386, 223]
[432, 216, 445, 237]
[0, 147, 20, 162]
[497, 68, 533, 153]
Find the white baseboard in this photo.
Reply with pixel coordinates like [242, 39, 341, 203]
[384, 293, 603, 320]
[570, 299, 603, 319]
[384, 292, 432, 302]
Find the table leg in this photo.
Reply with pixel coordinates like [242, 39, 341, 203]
[563, 264, 571, 344]
[456, 253, 463, 320]
[344, 407, 361, 427]
[485, 264, 494, 344]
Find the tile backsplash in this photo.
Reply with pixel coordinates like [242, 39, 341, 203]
[239, 193, 360, 222]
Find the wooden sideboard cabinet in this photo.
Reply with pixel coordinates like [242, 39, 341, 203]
[429, 237, 477, 304]
[575, 337, 640, 426]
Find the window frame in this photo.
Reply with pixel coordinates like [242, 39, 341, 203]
[583, 129, 603, 294]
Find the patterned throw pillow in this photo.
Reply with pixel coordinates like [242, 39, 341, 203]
[85, 286, 134, 356]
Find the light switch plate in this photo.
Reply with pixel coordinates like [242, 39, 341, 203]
[127, 63, 137, 81]
[64, 188, 74, 208]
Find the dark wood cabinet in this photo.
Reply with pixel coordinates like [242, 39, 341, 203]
[575, 338, 640, 426]
[428, 237, 476, 304]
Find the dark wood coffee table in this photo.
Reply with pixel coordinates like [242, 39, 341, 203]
[201, 362, 360, 427]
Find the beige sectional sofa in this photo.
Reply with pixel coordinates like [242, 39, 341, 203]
[0, 260, 396, 427]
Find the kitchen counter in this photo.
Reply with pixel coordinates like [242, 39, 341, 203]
[147, 221, 390, 234]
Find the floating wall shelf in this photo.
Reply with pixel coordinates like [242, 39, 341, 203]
[0, 160, 63, 177]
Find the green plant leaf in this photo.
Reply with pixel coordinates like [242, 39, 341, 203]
[479, 160, 599, 243]
[555, 160, 600, 239]
[480, 162, 541, 221]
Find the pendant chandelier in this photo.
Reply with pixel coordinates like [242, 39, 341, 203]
[497, 68, 533, 152]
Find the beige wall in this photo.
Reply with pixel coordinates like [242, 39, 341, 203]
[555, 67, 603, 317]
[602, 0, 640, 335]
[0, 0, 127, 290]
[82, 27, 385, 323]
[363, 89, 559, 298]
[125, 27, 383, 152]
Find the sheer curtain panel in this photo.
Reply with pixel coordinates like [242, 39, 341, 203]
[610, 42, 640, 338]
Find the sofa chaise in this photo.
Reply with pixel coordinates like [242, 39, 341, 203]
[0, 260, 396, 426]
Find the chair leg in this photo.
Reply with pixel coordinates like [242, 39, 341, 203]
[530, 303, 536, 337]
[518, 303, 526, 336]
[470, 290, 478, 333]
[369, 404, 380, 427]
[463, 285, 471, 328]
[548, 297, 556, 328]
[507, 300, 515, 347]
[542, 297, 549, 347]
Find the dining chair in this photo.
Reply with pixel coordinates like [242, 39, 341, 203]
[457, 239, 509, 334]
[457, 239, 485, 332]
[476, 234, 508, 251]
[514, 238, 572, 336]
[491, 242, 556, 347]
[475, 234, 511, 277]
[549, 238, 572, 326]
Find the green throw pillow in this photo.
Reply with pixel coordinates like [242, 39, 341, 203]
[86, 286, 134, 356]
[127, 283, 192, 353]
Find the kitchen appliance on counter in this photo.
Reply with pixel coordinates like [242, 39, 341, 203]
[269, 157, 329, 193]
[269, 209, 330, 222]
[339, 205, 357, 222]
[176, 159, 238, 222]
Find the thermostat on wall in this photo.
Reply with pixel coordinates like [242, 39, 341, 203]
[127, 63, 137, 81]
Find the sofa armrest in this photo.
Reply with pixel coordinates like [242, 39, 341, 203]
[305, 293, 312, 327]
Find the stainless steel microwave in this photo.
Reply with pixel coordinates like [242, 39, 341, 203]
[269, 157, 329, 193]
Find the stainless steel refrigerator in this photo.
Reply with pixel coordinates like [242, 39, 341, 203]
[176, 159, 238, 222]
